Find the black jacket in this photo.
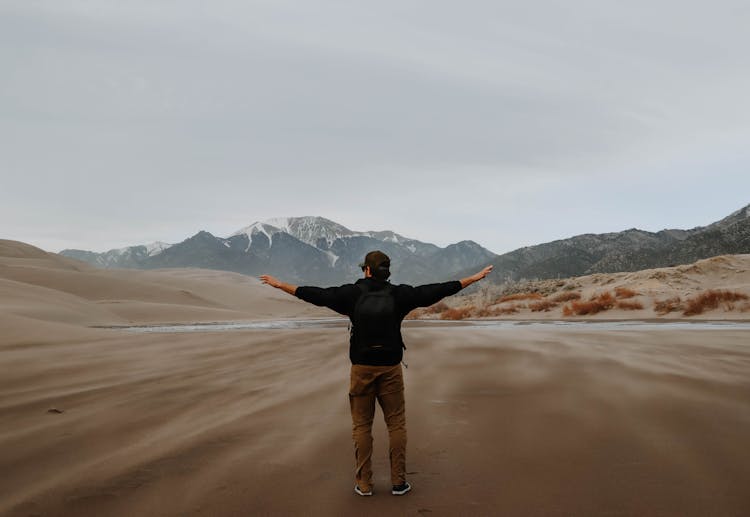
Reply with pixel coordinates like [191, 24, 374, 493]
[295, 277, 463, 365]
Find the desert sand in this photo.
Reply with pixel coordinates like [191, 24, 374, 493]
[2, 240, 750, 516]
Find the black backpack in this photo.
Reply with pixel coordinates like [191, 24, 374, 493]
[350, 283, 404, 353]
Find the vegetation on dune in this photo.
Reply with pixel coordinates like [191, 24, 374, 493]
[439, 306, 473, 320]
[404, 267, 749, 320]
[617, 300, 644, 310]
[552, 291, 582, 302]
[562, 291, 617, 316]
[682, 290, 749, 316]
[654, 297, 683, 315]
[495, 292, 544, 303]
[614, 287, 638, 299]
[529, 299, 558, 312]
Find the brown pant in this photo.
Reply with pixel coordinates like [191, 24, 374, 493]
[348, 363, 407, 490]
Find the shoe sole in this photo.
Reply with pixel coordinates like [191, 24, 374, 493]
[354, 487, 372, 496]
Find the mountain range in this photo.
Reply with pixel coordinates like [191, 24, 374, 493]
[60, 217, 496, 285]
[60, 204, 750, 286]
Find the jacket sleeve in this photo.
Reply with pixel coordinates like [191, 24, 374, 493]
[295, 284, 359, 316]
[398, 280, 463, 313]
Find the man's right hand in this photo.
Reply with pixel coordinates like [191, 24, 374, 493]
[473, 265, 493, 281]
[460, 265, 494, 288]
[260, 275, 299, 296]
[260, 274, 280, 288]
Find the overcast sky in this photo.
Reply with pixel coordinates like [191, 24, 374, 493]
[2, 1, 749, 254]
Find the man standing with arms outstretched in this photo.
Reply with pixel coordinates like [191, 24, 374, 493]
[260, 250, 493, 497]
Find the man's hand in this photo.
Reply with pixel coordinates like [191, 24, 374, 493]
[473, 265, 493, 281]
[460, 265, 494, 288]
[260, 275, 298, 296]
[260, 274, 280, 288]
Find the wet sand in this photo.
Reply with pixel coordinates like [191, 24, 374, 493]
[2, 325, 749, 516]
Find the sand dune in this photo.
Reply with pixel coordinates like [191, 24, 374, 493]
[0, 240, 328, 335]
[423, 254, 750, 321]
[2, 240, 750, 515]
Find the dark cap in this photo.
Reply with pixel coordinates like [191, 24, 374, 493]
[359, 250, 390, 271]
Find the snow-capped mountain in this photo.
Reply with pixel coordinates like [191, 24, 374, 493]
[60, 217, 496, 285]
[60, 204, 750, 285]
[232, 217, 424, 251]
[61, 241, 173, 268]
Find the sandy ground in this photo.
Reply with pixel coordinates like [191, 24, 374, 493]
[2, 326, 749, 516]
[2, 240, 750, 515]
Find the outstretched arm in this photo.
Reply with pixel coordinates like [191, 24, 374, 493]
[459, 265, 494, 288]
[260, 275, 298, 296]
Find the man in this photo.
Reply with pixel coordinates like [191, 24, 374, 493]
[260, 250, 493, 497]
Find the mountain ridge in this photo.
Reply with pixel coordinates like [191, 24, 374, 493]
[60, 205, 750, 285]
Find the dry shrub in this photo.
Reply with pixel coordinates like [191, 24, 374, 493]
[683, 290, 749, 316]
[440, 306, 473, 320]
[615, 287, 638, 299]
[495, 304, 520, 315]
[564, 301, 603, 316]
[552, 291, 581, 302]
[476, 307, 494, 317]
[594, 291, 616, 308]
[741, 302, 750, 313]
[425, 301, 450, 314]
[654, 297, 683, 315]
[404, 309, 423, 320]
[495, 292, 543, 303]
[477, 304, 521, 316]
[617, 300, 643, 310]
[529, 299, 558, 312]
[563, 291, 616, 316]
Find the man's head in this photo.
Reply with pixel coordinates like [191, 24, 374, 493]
[359, 250, 391, 280]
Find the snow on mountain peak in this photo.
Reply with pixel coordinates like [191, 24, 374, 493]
[145, 241, 172, 256]
[263, 217, 292, 231]
[231, 216, 417, 255]
[232, 221, 281, 239]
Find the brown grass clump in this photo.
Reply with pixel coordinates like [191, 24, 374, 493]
[614, 287, 638, 299]
[654, 297, 683, 315]
[552, 291, 581, 302]
[425, 301, 450, 314]
[682, 290, 749, 316]
[476, 304, 522, 316]
[440, 306, 473, 320]
[617, 300, 644, 310]
[562, 291, 616, 316]
[495, 292, 544, 303]
[529, 300, 558, 312]
[495, 304, 520, 315]
[406, 301, 454, 319]
[563, 301, 599, 316]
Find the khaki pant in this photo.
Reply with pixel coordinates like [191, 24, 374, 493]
[348, 363, 407, 490]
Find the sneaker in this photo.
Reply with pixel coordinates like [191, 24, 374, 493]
[391, 482, 411, 495]
[354, 484, 373, 496]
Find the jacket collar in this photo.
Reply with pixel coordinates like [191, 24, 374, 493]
[355, 277, 390, 289]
